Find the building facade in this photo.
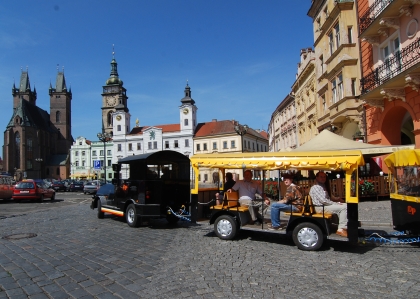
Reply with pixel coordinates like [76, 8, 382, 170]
[292, 48, 318, 146]
[194, 119, 268, 182]
[111, 82, 198, 179]
[358, 0, 420, 147]
[268, 93, 297, 152]
[3, 69, 73, 180]
[308, 0, 364, 142]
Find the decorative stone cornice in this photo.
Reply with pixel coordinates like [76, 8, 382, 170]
[379, 17, 400, 29]
[362, 35, 380, 46]
[377, 28, 389, 37]
[364, 98, 384, 111]
[380, 88, 406, 101]
[405, 74, 420, 92]
[399, 5, 413, 17]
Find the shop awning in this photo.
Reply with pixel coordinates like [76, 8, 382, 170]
[291, 130, 415, 155]
[384, 149, 420, 167]
[190, 150, 365, 172]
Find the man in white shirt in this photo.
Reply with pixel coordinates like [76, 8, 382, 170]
[229, 170, 269, 225]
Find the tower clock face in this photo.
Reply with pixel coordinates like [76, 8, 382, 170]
[183, 108, 189, 114]
[116, 115, 122, 121]
[107, 96, 117, 106]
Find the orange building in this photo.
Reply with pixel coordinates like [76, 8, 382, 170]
[358, 0, 420, 147]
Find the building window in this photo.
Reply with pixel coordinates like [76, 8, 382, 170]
[75, 161, 79, 167]
[75, 151, 79, 156]
[56, 168, 60, 175]
[82, 151, 85, 156]
[347, 26, 353, 43]
[334, 23, 340, 49]
[92, 150, 97, 156]
[117, 125, 121, 131]
[185, 139, 189, 147]
[329, 32, 334, 54]
[231, 140, 235, 148]
[56, 111, 61, 123]
[252, 143, 255, 150]
[320, 55, 324, 74]
[244, 140, 246, 149]
[351, 78, 356, 96]
[203, 143, 207, 151]
[148, 142, 152, 150]
[197, 144, 200, 151]
[223, 141, 228, 149]
[337, 73, 343, 101]
[79, 142, 82, 145]
[82, 160, 86, 166]
[107, 160, 111, 167]
[184, 119, 188, 126]
[322, 95, 326, 113]
[107, 150, 111, 155]
[248, 141, 250, 149]
[117, 144, 122, 151]
[153, 141, 157, 149]
[128, 143, 133, 151]
[174, 140, 179, 148]
[137, 143, 141, 150]
[257, 144, 259, 151]
[204, 174, 208, 181]
[165, 141, 170, 149]
[100, 150, 104, 156]
[213, 142, 217, 150]
[332, 79, 337, 103]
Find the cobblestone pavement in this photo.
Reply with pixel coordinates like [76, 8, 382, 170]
[0, 201, 419, 299]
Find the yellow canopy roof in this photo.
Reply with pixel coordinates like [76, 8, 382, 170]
[384, 149, 420, 167]
[190, 150, 365, 171]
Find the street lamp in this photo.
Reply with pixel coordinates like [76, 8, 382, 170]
[234, 123, 248, 153]
[97, 132, 112, 182]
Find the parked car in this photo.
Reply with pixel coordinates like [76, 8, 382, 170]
[83, 181, 104, 195]
[51, 180, 67, 192]
[12, 179, 56, 202]
[68, 181, 84, 192]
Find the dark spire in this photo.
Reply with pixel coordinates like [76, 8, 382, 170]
[19, 70, 31, 92]
[105, 45, 123, 86]
[181, 80, 195, 104]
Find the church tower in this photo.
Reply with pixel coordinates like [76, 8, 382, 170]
[12, 69, 37, 108]
[180, 81, 197, 134]
[102, 50, 127, 136]
[49, 67, 73, 153]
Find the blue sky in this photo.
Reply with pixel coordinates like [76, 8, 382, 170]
[0, 0, 313, 149]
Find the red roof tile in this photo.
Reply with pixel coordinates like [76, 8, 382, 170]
[129, 124, 180, 135]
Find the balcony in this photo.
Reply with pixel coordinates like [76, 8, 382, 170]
[361, 37, 420, 95]
[359, 0, 395, 35]
[359, 0, 417, 37]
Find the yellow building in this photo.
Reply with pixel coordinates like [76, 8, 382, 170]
[308, 0, 364, 142]
[292, 48, 317, 146]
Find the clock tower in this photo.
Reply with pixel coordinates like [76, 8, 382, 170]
[179, 81, 197, 134]
[101, 51, 128, 135]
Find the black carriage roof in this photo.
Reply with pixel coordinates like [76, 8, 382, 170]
[118, 150, 190, 165]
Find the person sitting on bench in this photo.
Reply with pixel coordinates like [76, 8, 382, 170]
[309, 171, 348, 237]
[268, 173, 303, 230]
[228, 170, 269, 225]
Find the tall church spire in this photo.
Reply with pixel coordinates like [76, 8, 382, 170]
[106, 45, 123, 86]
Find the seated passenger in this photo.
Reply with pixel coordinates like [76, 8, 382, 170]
[268, 173, 303, 230]
[229, 170, 269, 225]
[215, 172, 236, 205]
[309, 171, 348, 237]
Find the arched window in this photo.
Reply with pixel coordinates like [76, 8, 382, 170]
[107, 111, 113, 127]
[56, 111, 61, 123]
[15, 132, 21, 169]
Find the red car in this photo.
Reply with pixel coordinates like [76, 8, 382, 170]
[12, 179, 56, 202]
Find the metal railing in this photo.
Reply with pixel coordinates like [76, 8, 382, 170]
[359, 0, 394, 35]
[361, 37, 420, 94]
